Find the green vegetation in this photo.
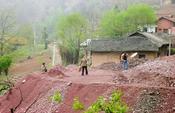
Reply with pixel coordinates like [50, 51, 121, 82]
[0, 82, 12, 95]
[52, 91, 62, 103]
[99, 4, 156, 38]
[7, 45, 45, 63]
[57, 13, 88, 65]
[72, 97, 85, 110]
[73, 91, 128, 113]
[171, 48, 175, 55]
[0, 55, 12, 76]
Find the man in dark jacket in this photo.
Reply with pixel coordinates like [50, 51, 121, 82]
[121, 52, 128, 70]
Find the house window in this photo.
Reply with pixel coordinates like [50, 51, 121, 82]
[138, 54, 146, 59]
[158, 28, 162, 31]
[163, 29, 168, 33]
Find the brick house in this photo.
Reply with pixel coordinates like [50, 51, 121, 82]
[157, 16, 175, 34]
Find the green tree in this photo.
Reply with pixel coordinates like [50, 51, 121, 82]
[42, 27, 48, 49]
[17, 24, 34, 46]
[126, 4, 156, 29]
[57, 13, 87, 65]
[0, 10, 16, 56]
[99, 4, 156, 38]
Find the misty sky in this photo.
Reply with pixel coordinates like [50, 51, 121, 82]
[0, 0, 162, 24]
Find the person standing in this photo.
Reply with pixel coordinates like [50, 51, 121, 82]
[80, 56, 88, 76]
[121, 52, 128, 70]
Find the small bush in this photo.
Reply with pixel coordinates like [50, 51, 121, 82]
[74, 91, 128, 113]
[72, 97, 85, 110]
[52, 91, 62, 103]
[0, 55, 12, 75]
[171, 48, 175, 55]
[0, 84, 10, 95]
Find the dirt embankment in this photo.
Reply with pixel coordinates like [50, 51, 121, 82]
[0, 73, 69, 113]
[56, 84, 175, 113]
[113, 55, 175, 87]
[1, 56, 175, 113]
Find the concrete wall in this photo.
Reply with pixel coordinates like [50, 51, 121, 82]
[91, 52, 121, 67]
[91, 52, 158, 67]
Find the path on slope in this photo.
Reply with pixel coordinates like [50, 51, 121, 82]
[9, 43, 62, 81]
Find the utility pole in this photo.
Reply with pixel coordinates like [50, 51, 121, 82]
[169, 29, 172, 56]
[52, 41, 56, 66]
[169, 37, 171, 56]
[160, 0, 163, 7]
[33, 25, 36, 47]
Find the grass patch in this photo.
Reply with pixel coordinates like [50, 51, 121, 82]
[0, 75, 11, 95]
[72, 97, 84, 111]
[51, 91, 62, 103]
[8, 44, 45, 63]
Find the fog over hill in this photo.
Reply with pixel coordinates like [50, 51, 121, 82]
[0, 0, 168, 24]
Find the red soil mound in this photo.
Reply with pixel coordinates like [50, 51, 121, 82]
[0, 74, 67, 113]
[1, 55, 175, 113]
[66, 65, 79, 72]
[113, 55, 175, 87]
[48, 65, 66, 78]
[95, 58, 148, 71]
[55, 84, 175, 113]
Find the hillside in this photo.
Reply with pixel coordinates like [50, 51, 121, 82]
[0, 55, 175, 113]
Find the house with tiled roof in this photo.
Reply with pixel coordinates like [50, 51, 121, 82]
[87, 32, 169, 66]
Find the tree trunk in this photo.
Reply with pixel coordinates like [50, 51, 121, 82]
[44, 41, 48, 49]
[75, 39, 80, 64]
[4, 68, 9, 76]
[0, 30, 5, 56]
[0, 42, 4, 56]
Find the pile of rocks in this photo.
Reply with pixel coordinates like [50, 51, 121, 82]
[129, 58, 148, 68]
[96, 62, 122, 71]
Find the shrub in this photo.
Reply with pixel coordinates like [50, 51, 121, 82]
[52, 91, 62, 103]
[171, 48, 175, 55]
[73, 91, 128, 113]
[0, 55, 12, 75]
[72, 97, 85, 110]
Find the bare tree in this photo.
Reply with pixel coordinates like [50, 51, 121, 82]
[0, 10, 15, 56]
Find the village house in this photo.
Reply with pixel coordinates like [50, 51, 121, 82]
[87, 32, 169, 67]
[156, 3, 175, 46]
[157, 16, 175, 34]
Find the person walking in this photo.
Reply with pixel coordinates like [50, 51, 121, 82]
[121, 52, 128, 70]
[80, 56, 88, 76]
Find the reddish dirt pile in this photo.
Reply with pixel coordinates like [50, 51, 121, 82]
[95, 58, 148, 71]
[0, 73, 68, 113]
[48, 65, 66, 78]
[55, 84, 175, 113]
[1, 55, 175, 113]
[113, 55, 175, 87]
[66, 64, 79, 72]
[96, 62, 122, 71]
